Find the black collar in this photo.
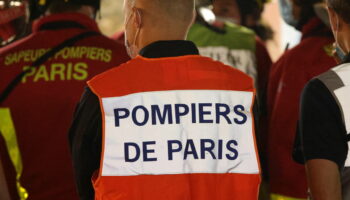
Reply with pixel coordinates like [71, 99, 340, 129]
[139, 40, 200, 58]
[39, 21, 87, 31]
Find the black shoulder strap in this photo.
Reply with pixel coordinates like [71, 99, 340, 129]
[0, 31, 100, 105]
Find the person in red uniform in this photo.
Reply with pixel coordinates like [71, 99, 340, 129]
[69, 0, 261, 199]
[267, 0, 336, 199]
[0, 0, 129, 199]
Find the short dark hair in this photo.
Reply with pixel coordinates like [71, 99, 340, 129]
[327, 0, 350, 24]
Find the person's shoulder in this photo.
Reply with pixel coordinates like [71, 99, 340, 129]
[188, 22, 208, 35]
[225, 22, 255, 36]
[83, 33, 126, 50]
[278, 38, 335, 71]
[88, 57, 138, 82]
[331, 63, 350, 74]
[304, 78, 328, 94]
[196, 55, 253, 81]
[295, 35, 334, 58]
[0, 34, 35, 55]
[302, 76, 334, 107]
[301, 34, 334, 46]
[315, 63, 350, 93]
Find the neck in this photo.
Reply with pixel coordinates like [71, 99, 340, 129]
[138, 28, 188, 51]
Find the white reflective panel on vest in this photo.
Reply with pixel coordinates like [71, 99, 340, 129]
[333, 64, 350, 167]
[334, 86, 350, 167]
[335, 64, 350, 86]
[100, 90, 259, 176]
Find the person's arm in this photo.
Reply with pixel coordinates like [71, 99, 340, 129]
[305, 159, 341, 200]
[68, 87, 102, 200]
[299, 79, 348, 200]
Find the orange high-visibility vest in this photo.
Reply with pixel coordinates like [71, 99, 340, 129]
[88, 55, 261, 200]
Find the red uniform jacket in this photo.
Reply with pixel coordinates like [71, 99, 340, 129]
[267, 18, 336, 198]
[0, 13, 129, 200]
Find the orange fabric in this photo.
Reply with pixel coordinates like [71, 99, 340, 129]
[88, 55, 254, 98]
[93, 173, 260, 200]
[88, 55, 260, 200]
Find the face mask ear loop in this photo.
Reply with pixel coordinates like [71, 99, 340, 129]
[336, 15, 340, 44]
[124, 11, 133, 29]
[133, 27, 140, 47]
[133, 9, 142, 47]
[124, 8, 134, 52]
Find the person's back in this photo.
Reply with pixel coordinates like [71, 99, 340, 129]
[69, 0, 261, 199]
[298, 0, 350, 198]
[0, 1, 129, 199]
[88, 54, 260, 200]
[188, 21, 258, 79]
[188, 0, 272, 100]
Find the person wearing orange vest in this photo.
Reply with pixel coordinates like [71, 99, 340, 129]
[69, 0, 261, 199]
[0, 0, 129, 199]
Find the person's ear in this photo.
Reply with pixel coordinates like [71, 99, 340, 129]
[327, 7, 339, 33]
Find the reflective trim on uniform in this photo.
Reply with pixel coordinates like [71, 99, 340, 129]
[334, 64, 350, 86]
[331, 64, 350, 167]
[270, 193, 306, 200]
[100, 90, 259, 176]
[332, 64, 350, 134]
[334, 87, 350, 135]
[0, 108, 28, 200]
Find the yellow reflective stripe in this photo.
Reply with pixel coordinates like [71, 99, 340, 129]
[0, 108, 28, 200]
[271, 193, 306, 200]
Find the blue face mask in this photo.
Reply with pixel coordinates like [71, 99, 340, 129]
[336, 45, 347, 63]
[279, 0, 298, 27]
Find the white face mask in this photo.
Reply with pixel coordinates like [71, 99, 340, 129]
[124, 10, 141, 58]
